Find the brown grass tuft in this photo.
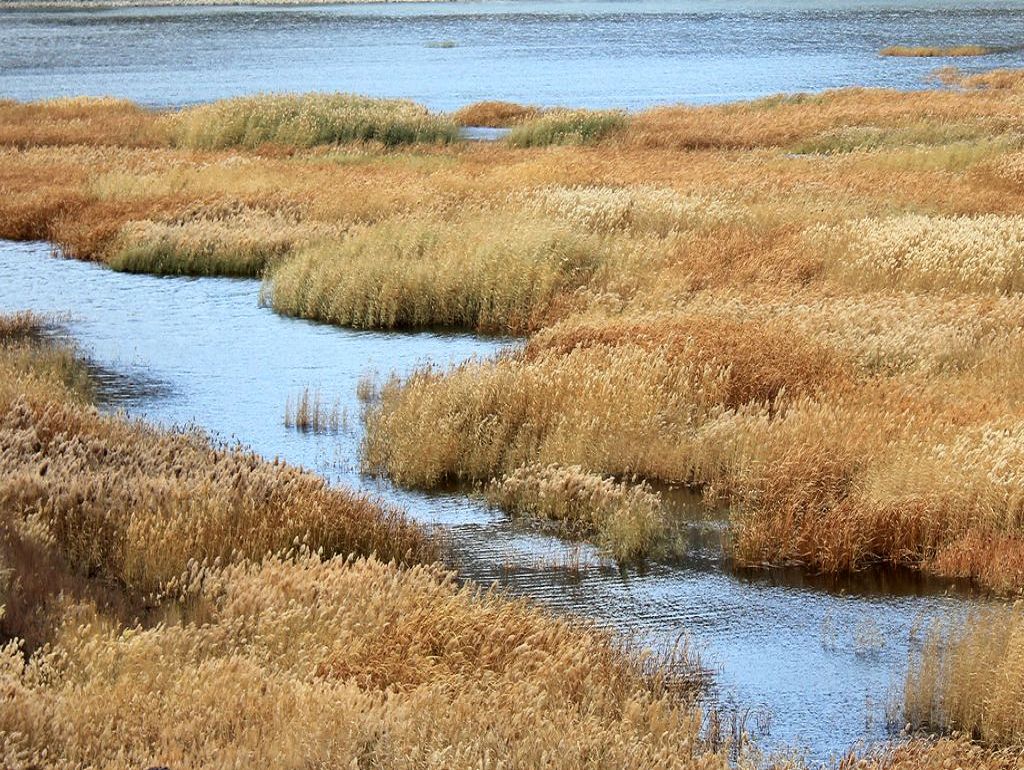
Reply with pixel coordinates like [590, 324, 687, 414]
[451, 100, 541, 127]
[881, 45, 996, 58]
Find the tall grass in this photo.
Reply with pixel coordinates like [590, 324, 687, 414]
[809, 214, 1024, 294]
[905, 604, 1024, 746]
[0, 314, 719, 768]
[166, 93, 460, 149]
[4, 84, 1024, 588]
[107, 203, 345, 277]
[486, 464, 667, 561]
[0, 550, 718, 770]
[506, 109, 628, 147]
[264, 212, 614, 333]
[451, 100, 540, 127]
[284, 387, 342, 432]
[361, 305, 1024, 588]
[0, 96, 166, 148]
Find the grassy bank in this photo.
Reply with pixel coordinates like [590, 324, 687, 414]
[3, 75, 1024, 587]
[0, 313, 728, 769]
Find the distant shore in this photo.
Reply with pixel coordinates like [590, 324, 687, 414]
[0, 0, 452, 8]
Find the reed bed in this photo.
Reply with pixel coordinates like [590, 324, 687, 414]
[0, 550, 719, 770]
[284, 387, 342, 432]
[881, 45, 997, 58]
[4, 80, 1024, 590]
[0, 96, 167, 148]
[9, 88, 1024, 768]
[809, 213, 1024, 294]
[166, 93, 460, 149]
[905, 604, 1024, 747]
[506, 109, 628, 147]
[625, 86, 1022, 150]
[450, 100, 541, 127]
[521, 185, 743, 236]
[0, 318, 435, 611]
[0, 315, 721, 768]
[362, 303, 1024, 588]
[264, 212, 617, 333]
[109, 203, 345, 277]
[486, 464, 667, 561]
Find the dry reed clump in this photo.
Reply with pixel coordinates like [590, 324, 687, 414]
[905, 603, 1024, 747]
[486, 464, 667, 561]
[625, 87, 1021, 150]
[362, 315, 849, 494]
[506, 109, 628, 147]
[0, 550, 718, 770]
[930, 66, 1024, 93]
[284, 387, 342, 433]
[0, 397, 435, 598]
[789, 122, 994, 155]
[264, 212, 614, 333]
[520, 185, 743, 236]
[166, 93, 460, 149]
[0, 315, 94, 410]
[450, 100, 541, 127]
[0, 311, 47, 342]
[0, 97, 166, 149]
[809, 214, 1024, 293]
[881, 45, 996, 58]
[108, 202, 345, 276]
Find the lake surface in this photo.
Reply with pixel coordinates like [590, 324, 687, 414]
[2, 0, 1024, 110]
[0, 240, 983, 761]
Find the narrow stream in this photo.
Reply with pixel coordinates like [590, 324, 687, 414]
[0, 240, 982, 762]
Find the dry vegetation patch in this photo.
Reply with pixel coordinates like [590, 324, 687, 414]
[3, 80, 1024, 587]
[167, 93, 460, 149]
[881, 45, 997, 58]
[0, 316, 721, 769]
[905, 604, 1024, 747]
[451, 100, 541, 127]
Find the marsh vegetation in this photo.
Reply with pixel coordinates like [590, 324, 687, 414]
[3, 72, 1024, 766]
[880, 45, 998, 58]
[0, 314, 724, 768]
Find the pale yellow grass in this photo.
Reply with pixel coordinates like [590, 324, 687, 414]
[487, 463, 667, 560]
[906, 604, 1024, 747]
[0, 551, 717, 770]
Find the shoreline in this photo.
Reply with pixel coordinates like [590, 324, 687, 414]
[0, 0, 455, 9]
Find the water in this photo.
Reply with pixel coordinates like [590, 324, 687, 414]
[2, 0, 1024, 110]
[0, 240, 984, 761]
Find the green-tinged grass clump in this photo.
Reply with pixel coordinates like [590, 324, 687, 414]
[166, 93, 460, 149]
[486, 463, 668, 561]
[0, 312, 93, 407]
[106, 205, 345, 277]
[506, 109, 628, 147]
[264, 212, 613, 334]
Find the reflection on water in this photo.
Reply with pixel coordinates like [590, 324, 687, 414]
[0, 240, 985, 761]
[2, 0, 1024, 110]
